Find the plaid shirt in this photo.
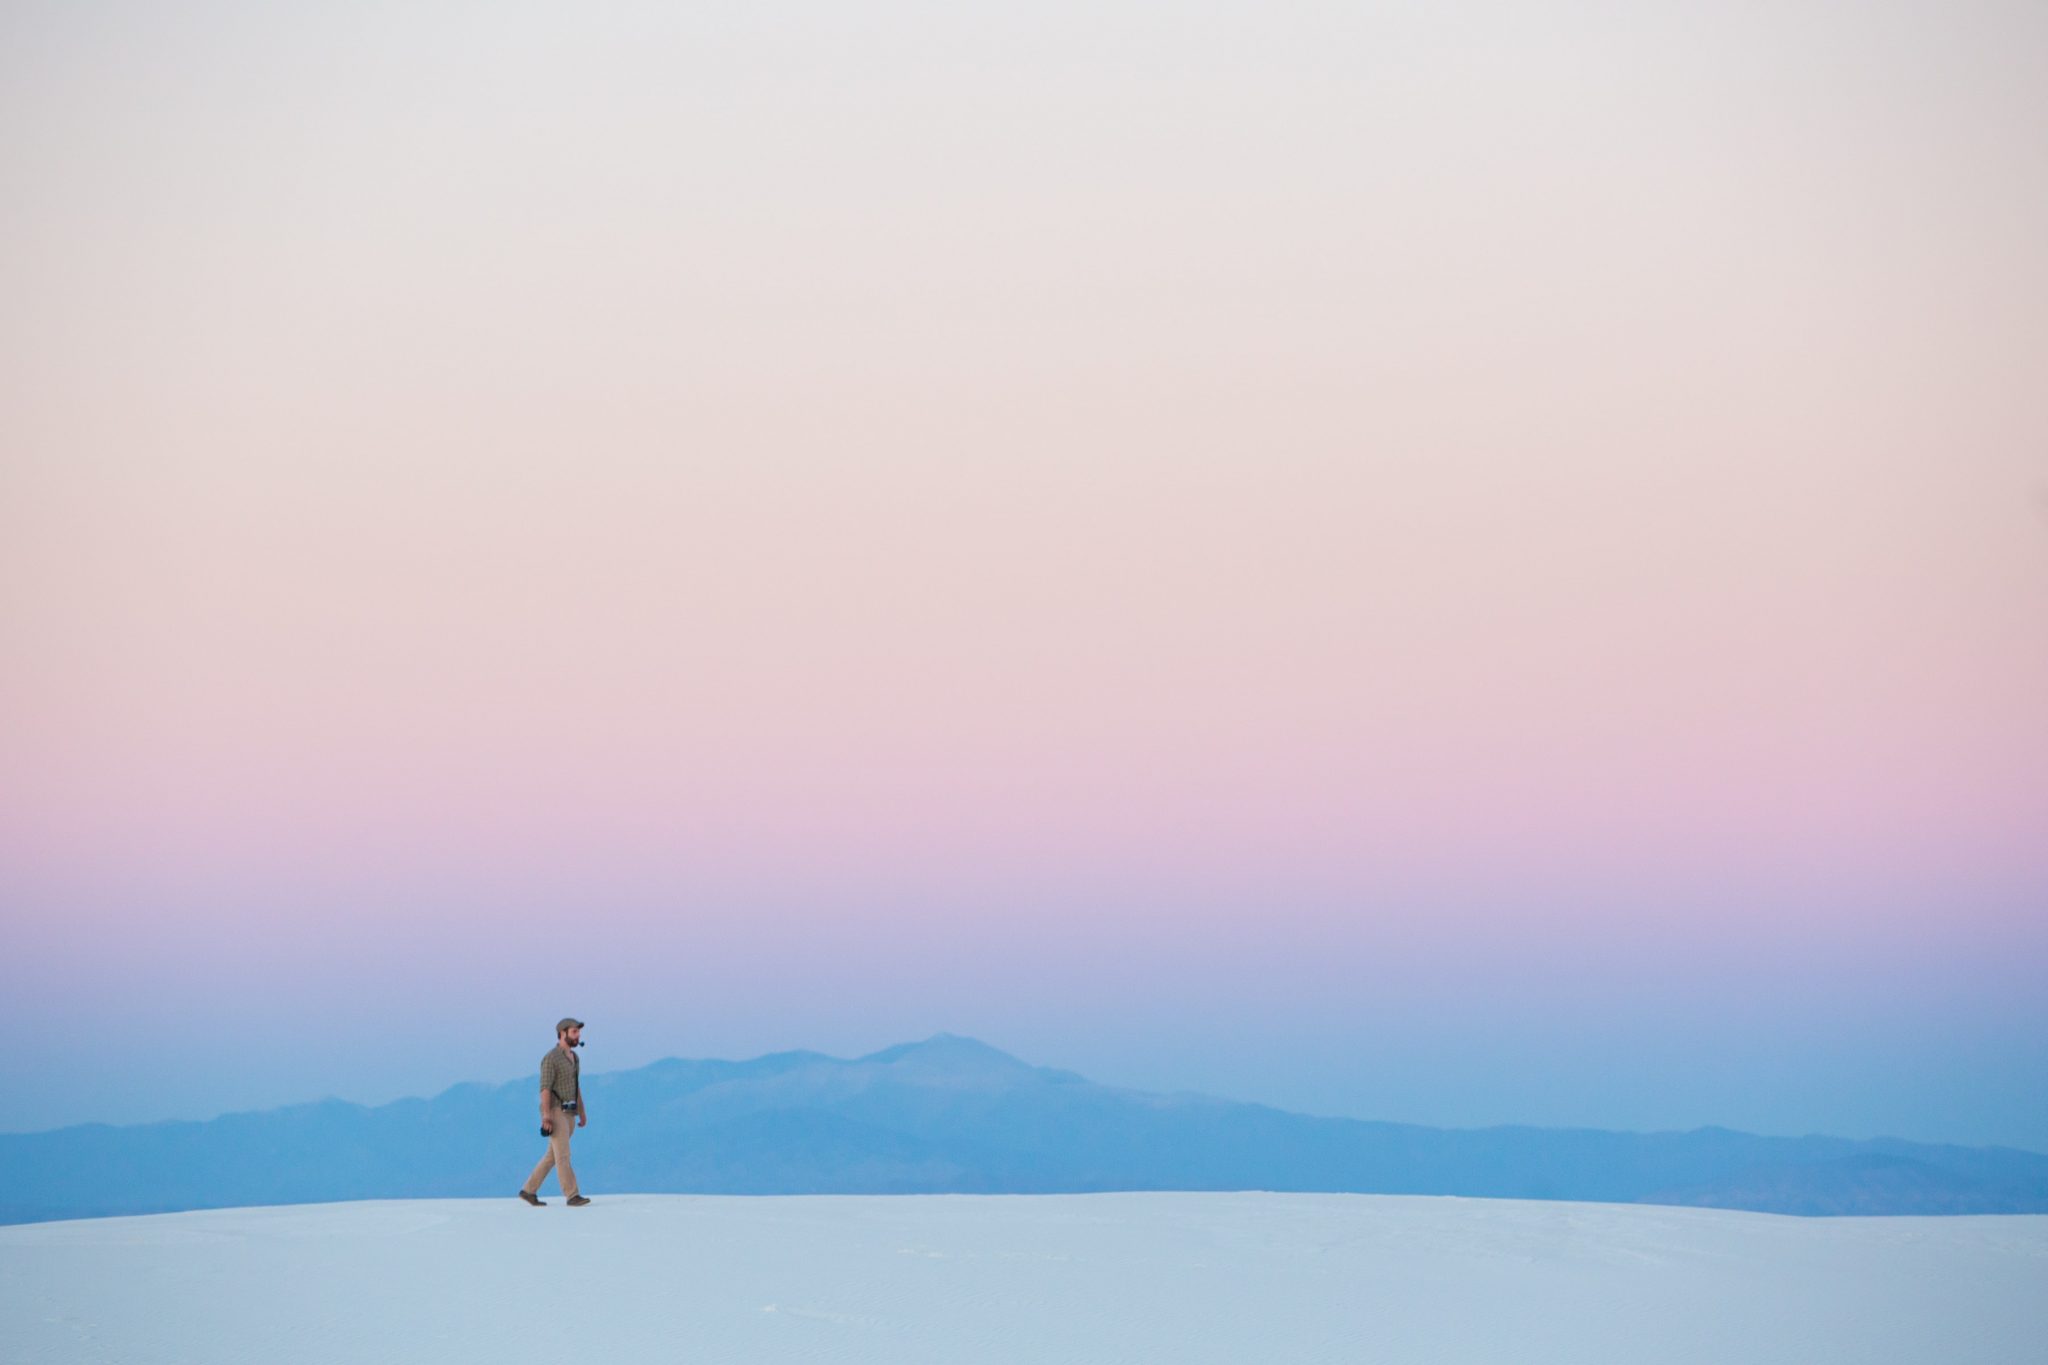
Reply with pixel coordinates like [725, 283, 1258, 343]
[539, 1045, 580, 1108]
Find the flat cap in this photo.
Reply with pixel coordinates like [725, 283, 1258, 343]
[556, 1017, 585, 1033]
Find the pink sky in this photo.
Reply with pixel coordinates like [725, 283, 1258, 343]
[2, 0, 2045, 1146]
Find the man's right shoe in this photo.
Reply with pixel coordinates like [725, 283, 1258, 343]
[566, 1195, 591, 1207]
[519, 1190, 545, 1206]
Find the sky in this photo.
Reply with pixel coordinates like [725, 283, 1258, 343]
[2, 0, 2045, 1151]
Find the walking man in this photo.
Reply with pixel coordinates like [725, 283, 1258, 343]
[519, 1017, 591, 1207]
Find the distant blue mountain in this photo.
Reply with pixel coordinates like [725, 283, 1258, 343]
[7, 1033, 2044, 1224]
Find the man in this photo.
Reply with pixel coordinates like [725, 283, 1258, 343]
[518, 1017, 592, 1207]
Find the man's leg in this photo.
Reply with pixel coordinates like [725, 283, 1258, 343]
[522, 1105, 563, 1196]
[522, 1141, 555, 1197]
[552, 1111, 579, 1198]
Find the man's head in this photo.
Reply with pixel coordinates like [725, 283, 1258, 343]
[557, 1017, 585, 1048]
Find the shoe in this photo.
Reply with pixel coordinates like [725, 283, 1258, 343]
[519, 1190, 545, 1206]
[566, 1195, 591, 1207]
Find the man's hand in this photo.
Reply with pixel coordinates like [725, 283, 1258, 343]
[541, 1117, 554, 1136]
[576, 1111, 587, 1128]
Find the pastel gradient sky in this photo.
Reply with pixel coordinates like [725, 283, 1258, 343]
[4, 1, 2045, 1149]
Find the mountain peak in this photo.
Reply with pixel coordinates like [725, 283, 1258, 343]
[857, 1033, 1031, 1072]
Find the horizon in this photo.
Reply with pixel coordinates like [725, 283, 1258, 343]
[5, 0, 2046, 1156]
[16, 1031, 2048, 1159]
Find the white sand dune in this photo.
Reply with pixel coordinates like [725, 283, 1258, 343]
[5, 1192, 2042, 1363]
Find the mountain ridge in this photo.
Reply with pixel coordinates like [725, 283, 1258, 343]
[8, 1032, 2045, 1224]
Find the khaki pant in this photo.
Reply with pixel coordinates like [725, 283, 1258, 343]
[522, 1100, 580, 1199]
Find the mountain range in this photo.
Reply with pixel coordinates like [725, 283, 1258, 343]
[9, 1033, 2045, 1224]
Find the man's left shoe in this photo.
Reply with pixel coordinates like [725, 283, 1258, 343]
[566, 1195, 591, 1207]
[518, 1190, 545, 1206]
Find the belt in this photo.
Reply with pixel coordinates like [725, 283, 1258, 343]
[560, 1101, 579, 1112]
